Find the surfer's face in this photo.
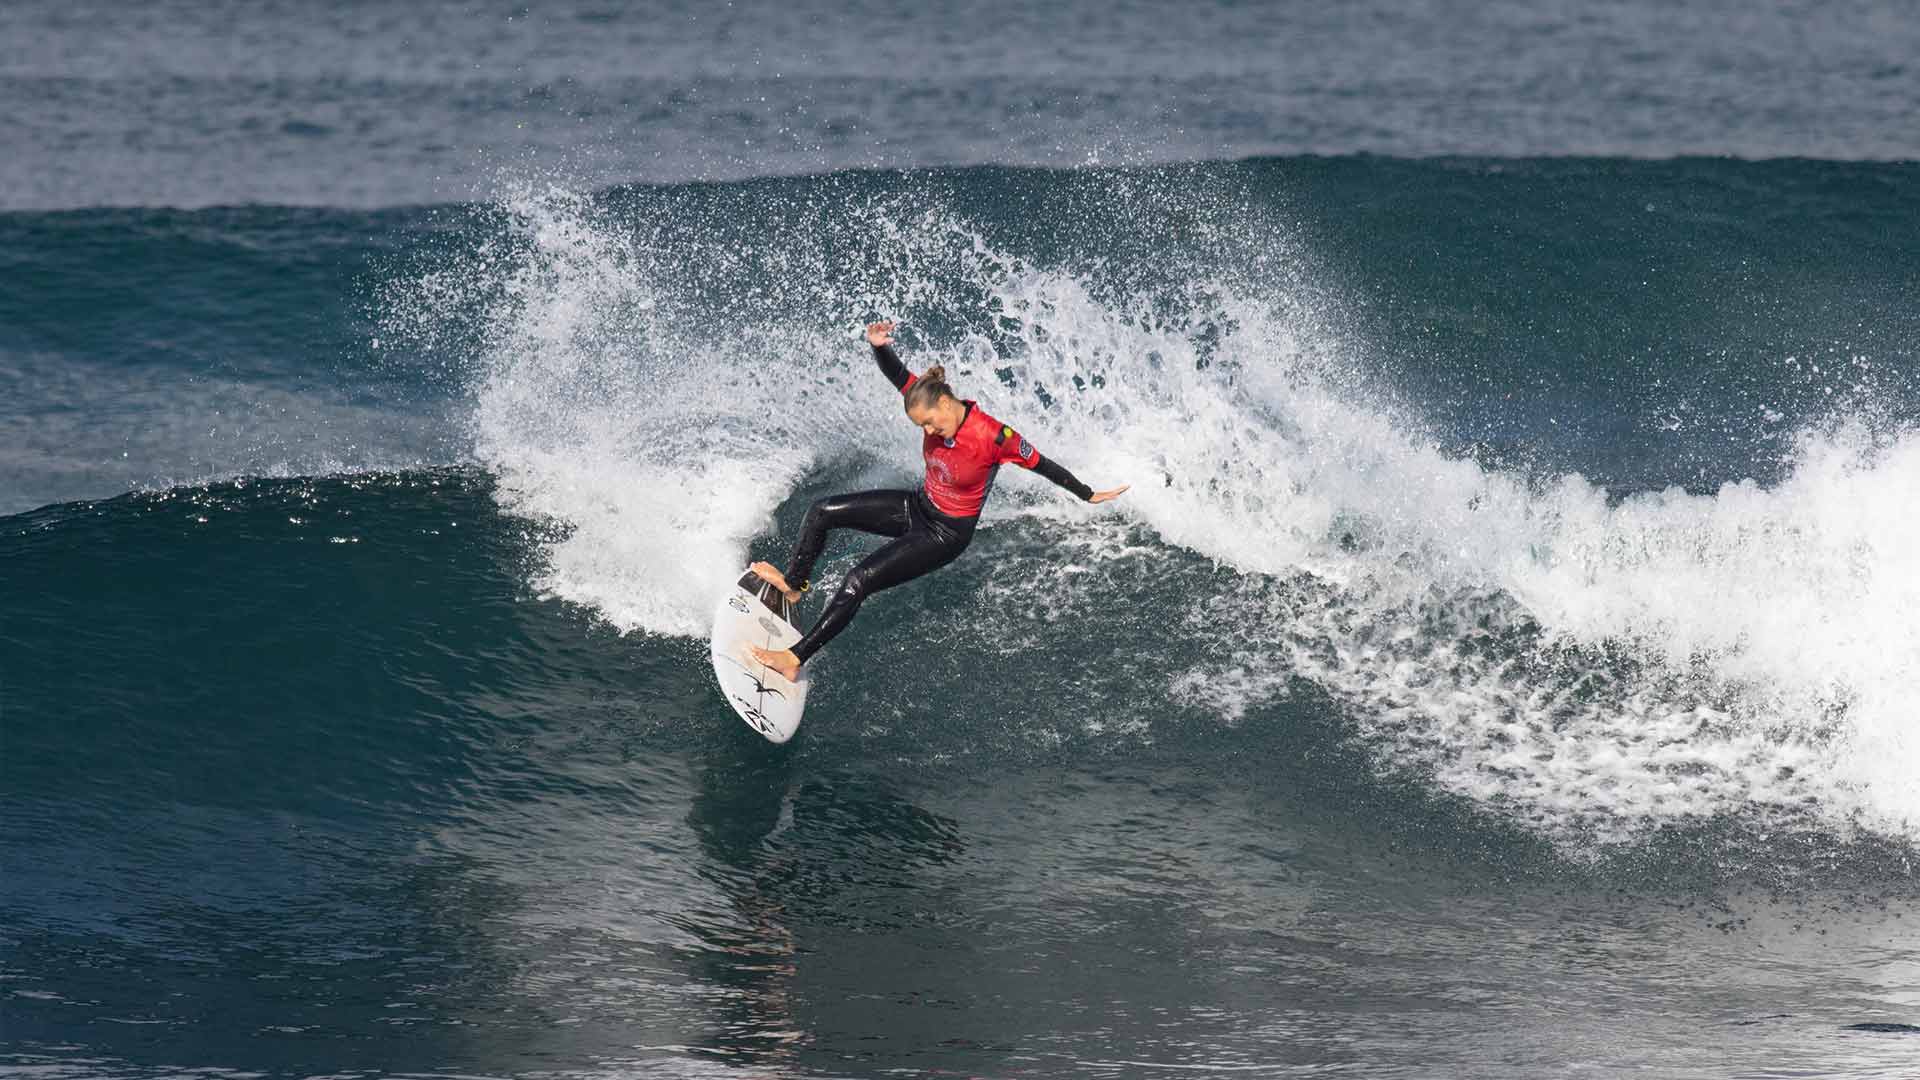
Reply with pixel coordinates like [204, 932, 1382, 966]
[907, 399, 963, 439]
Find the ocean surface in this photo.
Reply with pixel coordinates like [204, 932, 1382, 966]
[5, 3, 1920, 1078]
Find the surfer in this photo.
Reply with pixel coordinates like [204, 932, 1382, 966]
[747, 320, 1127, 680]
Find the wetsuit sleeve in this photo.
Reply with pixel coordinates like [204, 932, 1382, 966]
[1032, 454, 1095, 502]
[994, 424, 1096, 501]
[874, 343, 914, 393]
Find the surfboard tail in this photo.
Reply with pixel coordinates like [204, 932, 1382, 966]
[736, 569, 797, 627]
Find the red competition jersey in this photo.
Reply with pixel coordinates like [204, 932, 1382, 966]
[902, 372, 1041, 518]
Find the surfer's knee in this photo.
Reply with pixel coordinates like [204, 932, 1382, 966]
[801, 498, 834, 532]
[837, 563, 879, 602]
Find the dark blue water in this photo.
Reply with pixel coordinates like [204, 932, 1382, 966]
[5, 4, 1920, 1079]
[6, 0, 1920, 209]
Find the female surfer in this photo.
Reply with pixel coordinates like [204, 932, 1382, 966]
[747, 320, 1128, 680]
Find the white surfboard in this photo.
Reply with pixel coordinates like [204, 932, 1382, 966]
[710, 569, 810, 743]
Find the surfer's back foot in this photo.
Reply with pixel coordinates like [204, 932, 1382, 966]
[749, 561, 804, 605]
[749, 644, 803, 682]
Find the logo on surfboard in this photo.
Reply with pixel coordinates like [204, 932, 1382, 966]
[732, 695, 776, 735]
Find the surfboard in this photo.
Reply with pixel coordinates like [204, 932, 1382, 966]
[710, 569, 810, 743]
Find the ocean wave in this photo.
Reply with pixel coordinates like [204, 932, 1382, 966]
[368, 167, 1920, 852]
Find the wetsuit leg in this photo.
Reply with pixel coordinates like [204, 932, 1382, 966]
[790, 514, 972, 664]
[783, 490, 914, 590]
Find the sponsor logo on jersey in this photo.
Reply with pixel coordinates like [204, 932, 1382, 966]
[1018, 437, 1033, 460]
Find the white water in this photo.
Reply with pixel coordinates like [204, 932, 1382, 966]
[403, 179, 1919, 849]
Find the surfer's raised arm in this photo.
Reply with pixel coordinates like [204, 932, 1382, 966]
[867, 320, 912, 391]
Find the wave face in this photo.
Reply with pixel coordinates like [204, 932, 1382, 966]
[0, 205, 462, 516]
[7, 0, 1920, 209]
[7, 158, 1920, 1078]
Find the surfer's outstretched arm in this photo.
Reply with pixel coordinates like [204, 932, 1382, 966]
[1033, 454, 1128, 503]
[993, 425, 1130, 504]
[1032, 455, 1094, 501]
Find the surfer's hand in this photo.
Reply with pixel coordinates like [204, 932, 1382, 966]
[1089, 485, 1130, 504]
[866, 320, 895, 347]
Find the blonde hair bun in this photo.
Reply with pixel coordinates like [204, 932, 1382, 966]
[903, 365, 957, 412]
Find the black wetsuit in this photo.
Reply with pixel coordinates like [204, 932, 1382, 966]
[783, 342, 1094, 663]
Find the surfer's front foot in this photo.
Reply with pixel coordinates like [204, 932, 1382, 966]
[749, 645, 803, 683]
[749, 561, 803, 605]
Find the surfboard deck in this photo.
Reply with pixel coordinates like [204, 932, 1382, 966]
[710, 569, 810, 743]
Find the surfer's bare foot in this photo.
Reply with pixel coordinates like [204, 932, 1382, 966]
[749, 645, 802, 682]
[749, 561, 803, 605]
